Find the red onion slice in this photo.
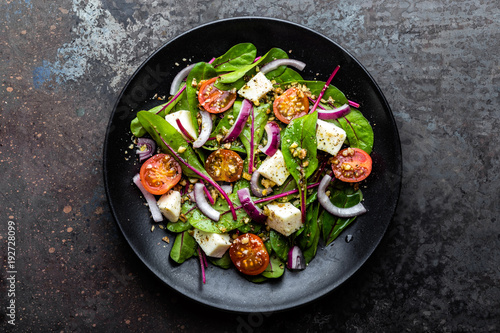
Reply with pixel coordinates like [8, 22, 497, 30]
[136, 137, 156, 162]
[317, 104, 351, 120]
[170, 64, 195, 96]
[318, 174, 367, 217]
[260, 59, 306, 74]
[192, 110, 212, 148]
[194, 183, 220, 221]
[259, 121, 281, 156]
[132, 174, 163, 223]
[250, 170, 272, 198]
[222, 99, 253, 143]
[237, 188, 267, 224]
[288, 245, 306, 270]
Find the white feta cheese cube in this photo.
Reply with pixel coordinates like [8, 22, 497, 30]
[257, 149, 290, 186]
[156, 191, 181, 222]
[265, 202, 302, 236]
[316, 119, 347, 156]
[165, 110, 198, 140]
[237, 72, 274, 104]
[193, 229, 232, 258]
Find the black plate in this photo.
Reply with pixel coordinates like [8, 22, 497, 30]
[103, 17, 402, 313]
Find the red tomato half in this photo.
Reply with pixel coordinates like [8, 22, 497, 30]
[331, 148, 372, 182]
[273, 87, 309, 124]
[230, 233, 270, 275]
[205, 149, 244, 182]
[198, 77, 237, 113]
[140, 154, 182, 195]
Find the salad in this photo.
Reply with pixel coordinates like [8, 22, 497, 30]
[129, 43, 374, 283]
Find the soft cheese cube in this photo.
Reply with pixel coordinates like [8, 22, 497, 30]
[265, 202, 302, 236]
[193, 229, 232, 258]
[237, 72, 274, 104]
[165, 110, 198, 140]
[316, 119, 347, 156]
[257, 149, 290, 186]
[156, 191, 181, 222]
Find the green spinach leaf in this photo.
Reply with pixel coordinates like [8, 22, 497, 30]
[208, 251, 232, 269]
[218, 48, 289, 85]
[281, 111, 319, 221]
[137, 111, 211, 179]
[320, 184, 363, 246]
[130, 95, 182, 137]
[297, 201, 321, 264]
[239, 102, 271, 165]
[186, 62, 217, 132]
[212, 43, 257, 72]
[261, 254, 285, 279]
[170, 231, 197, 264]
[184, 192, 248, 233]
[335, 109, 374, 154]
[270, 230, 290, 262]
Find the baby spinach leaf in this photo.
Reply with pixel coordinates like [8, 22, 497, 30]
[208, 251, 232, 269]
[212, 43, 257, 72]
[218, 48, 289, 84]
[237, 221, 262, 234]
[203, 101, 240, 149]
[137, 111, 211, 179]
[184, 192, 248, 233]
[239, 102, 271, 163]
[320, 184, 363, 246]
[186, 62, 217, 132]
[130, 98, 180, 137]
[335, 109, 374, 154]
[270, 230, 290, 262]
[270, 68, 304, 84]
[261, 254, 285, 278]
[281, 111, 319, 221]
[166, 220, 192, 233]
[297, 201, 321, 264]
[170, 231, 197, 264]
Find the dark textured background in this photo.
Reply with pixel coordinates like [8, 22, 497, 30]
[1, 0, 499, 332]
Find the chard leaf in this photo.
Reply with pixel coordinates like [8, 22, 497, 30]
[212, 43, 257, 72]
[281, 111, 319, 222]
[335, 109, 374, 154]
[170, 231, 197, 264]
[320, 184, 363, 246]
[137, 111, 211, 179]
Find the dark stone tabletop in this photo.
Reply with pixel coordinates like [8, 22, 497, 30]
[1, 0, 499, 332]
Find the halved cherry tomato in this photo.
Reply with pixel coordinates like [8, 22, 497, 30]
[273, 87, 309, 124]
[140, 154, 182, 195]
[230, 233, 270, 275]
[205, 149, 244, 182]
[331, 147, 372, 182]
[198, 77, 237, 113]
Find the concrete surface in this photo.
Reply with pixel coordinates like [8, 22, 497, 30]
[1, 0, 499, 331]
